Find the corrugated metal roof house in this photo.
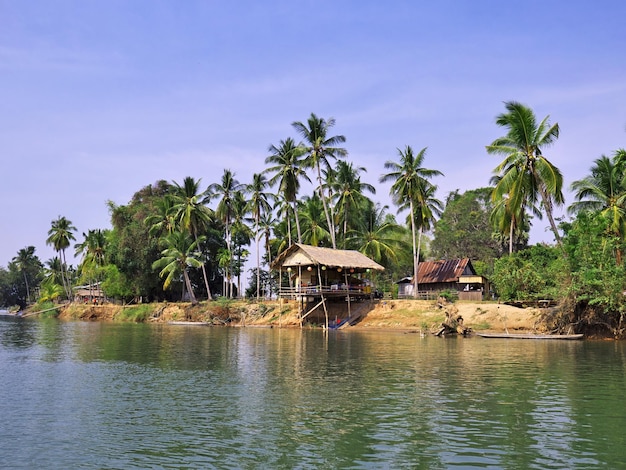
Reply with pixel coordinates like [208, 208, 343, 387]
[397, 258, 488, 300]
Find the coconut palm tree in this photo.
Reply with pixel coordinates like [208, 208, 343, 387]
[12, 246, 41, 305]
[331, 160, 376, 248]
[265, 137, 310, 244]
[347, 202, 406, 266]
[145, 194, 178, 237]
[208, 170, 245, 298]
[46, 216, 76, 300]
[380, 146, 443, 298]
[292, 113, 347, 249]
[487, 101, 564, 246]
[152, 231, 205, 305]
[246, 173, 274, 300]
[568, 149, 626, 263]
[74, 229, 108, 298]
[299, 194, 331, 247]
[172, 177, 214, 300]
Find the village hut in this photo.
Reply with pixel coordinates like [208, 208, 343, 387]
[271, 243, 384, 328]
[396, 258, 489, 300]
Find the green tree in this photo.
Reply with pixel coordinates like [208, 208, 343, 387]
[347, 201, 406, 266]
[380, 146, 443, 297]
[46, 216, 76, 300]
[208, 169, 243, 297]
[11, 246, 42, 305]
[299, 194, 331, 247]
[292, 113, 347, 249]
[487, 101, 564, 247]
[74, 229, 108, 299]
[172, 176, 214, 300]
[491, 244, 566, 302]
[431, 188, 509, 263]
[561, 211, 626, 336]
[107, 181, 172, 301]
[568, 149, 626, 263]
[332, 160, 376, 248]
[265, 137, 310, 244]
[152, 231, 205, 305]
[246, 173, 274, 300]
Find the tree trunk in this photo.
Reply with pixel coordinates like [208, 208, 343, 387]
[183, 269, 197, 305]
[410, 201, 419, 299]
[316, 163, 336, 249]
[293, 201, 302, 244]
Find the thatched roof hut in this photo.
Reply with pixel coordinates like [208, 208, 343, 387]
[271, 243, 384, 273]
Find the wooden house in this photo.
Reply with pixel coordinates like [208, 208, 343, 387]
[397, 258, 489, 301]
[271, 243, 384, 328]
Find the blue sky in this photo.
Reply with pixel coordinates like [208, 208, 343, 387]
[1, 0, 625, 269]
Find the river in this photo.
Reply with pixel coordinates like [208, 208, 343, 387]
[1, 317, 625, 469]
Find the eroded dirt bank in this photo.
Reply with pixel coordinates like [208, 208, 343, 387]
[53, 299, 549, 334]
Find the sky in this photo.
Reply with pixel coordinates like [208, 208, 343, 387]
[1, 0, 625, 272]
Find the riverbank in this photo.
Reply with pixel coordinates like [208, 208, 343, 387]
[47, 299, 547, 334]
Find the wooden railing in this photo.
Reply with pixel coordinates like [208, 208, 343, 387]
[278, 284, 371, 299]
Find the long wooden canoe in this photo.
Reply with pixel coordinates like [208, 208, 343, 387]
[477, 333, 583, 340]
[167, 321, 210, 326]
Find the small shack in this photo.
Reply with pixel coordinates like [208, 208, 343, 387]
[397, 258, 489, 300]
[271, 243, 384, 328]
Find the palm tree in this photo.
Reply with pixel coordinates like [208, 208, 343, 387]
[292, 113, 347, 249]
[172, 177, 214, 300]
[208, 170, 243, 295]
[380, 146, 443, 298]
[299, 194, 332, 247]
[152, 231, 205, 305]
[331, 160, 376, 248]
[487, 101, 564, 246]
[46, 216, 76, 300]
[246, 173, 274, 300]
[347, 202, 406, 266]
[145, 194, 178, 237]
[12, 246, 41, 305]
[265, 137, 310, 244]
[568, 149, 626, 263]
[231, 190, 252, 298]
[75, 229, 108, 298]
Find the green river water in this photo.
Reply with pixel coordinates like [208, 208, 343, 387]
[1, 317, 625, 469]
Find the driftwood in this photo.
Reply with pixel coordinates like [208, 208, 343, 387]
[435, 305, 472, 336]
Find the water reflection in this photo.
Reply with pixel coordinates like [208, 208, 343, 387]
[1, 321, 626, 468]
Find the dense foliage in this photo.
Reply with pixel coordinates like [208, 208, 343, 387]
[1, 106, 625, 338]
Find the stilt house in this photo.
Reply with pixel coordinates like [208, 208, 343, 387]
[271, 243, 384, 328]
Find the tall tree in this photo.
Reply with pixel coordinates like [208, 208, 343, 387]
[487, 101, 564, 246]
[299, 194, 331, 247]
[46, 216, 76, 300]
[568, 149, 626, 263]
[11, 246, 42, 305]
[265, 138, 310, 244]
[331, 160, 376, 248]
[380, 146, 443, 298]
[74, 229, 108, 298]
[246, 173, 273, 300]
[152, 231, 205, 305]
[431, 188, 511, 261]
[347, 202, 406, 266]
[208, 170, 243, 297]
[172, 177, 214, 300]
[292, 113, 347, 249]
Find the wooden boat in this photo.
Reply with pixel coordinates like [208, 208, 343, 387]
[167, 321, 210, 326]
[477, 332, 583, 340]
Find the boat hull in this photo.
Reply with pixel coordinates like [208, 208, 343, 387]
[477, 333, 583, 340]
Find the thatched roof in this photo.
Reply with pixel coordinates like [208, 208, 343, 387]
[271, 243, 384, 272]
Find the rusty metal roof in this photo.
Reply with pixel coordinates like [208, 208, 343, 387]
[416, 258, 473, 283]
